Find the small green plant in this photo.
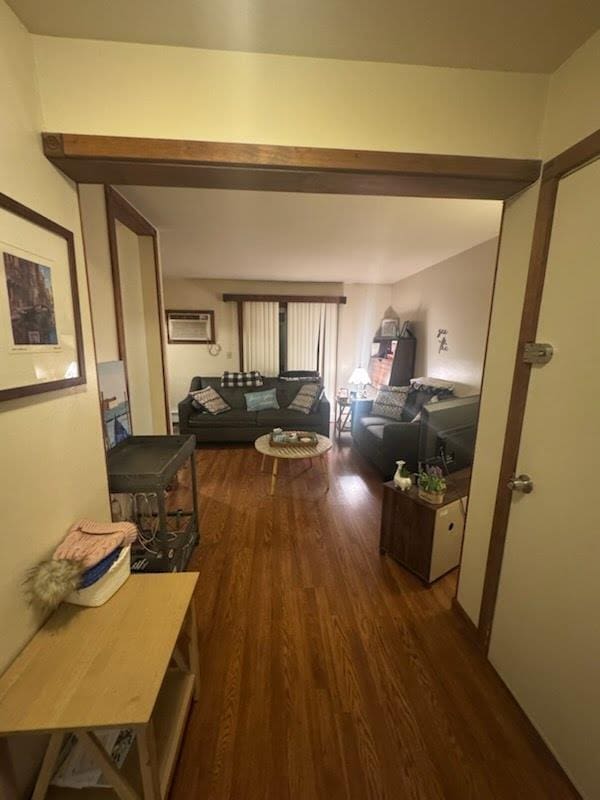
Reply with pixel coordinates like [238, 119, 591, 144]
[417, 465, 447, 494]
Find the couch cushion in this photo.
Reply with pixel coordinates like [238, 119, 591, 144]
[256, 408, 323, 428]
[221, 370, 264, 387]
[189, 385, 231, 415]
[244, 387, 279, 412]
[188, 409, 258, 428]
[359, 415, 392, 429]
[288, 383, 323, 414]
[363, 424, 385, 442]
[372, 385, 409, 420]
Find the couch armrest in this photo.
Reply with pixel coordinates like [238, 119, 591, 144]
[178, 395, 195, 433]
[351, 399, 374, 434]
[382, 422, 420, 471]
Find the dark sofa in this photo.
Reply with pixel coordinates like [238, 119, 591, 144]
[351, 380, 471, 477]
[178, 376, 330, 443]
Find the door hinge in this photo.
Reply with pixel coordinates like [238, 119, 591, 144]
[523, 342, 553, 365]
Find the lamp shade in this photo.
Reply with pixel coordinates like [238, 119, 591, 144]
[348, 367, 371, 386]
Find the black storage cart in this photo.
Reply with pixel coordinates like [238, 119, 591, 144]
[107, 434, 199, 572]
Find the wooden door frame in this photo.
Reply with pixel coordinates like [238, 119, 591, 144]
[105, 185, 170, 431]
[478, 127, 600, 651]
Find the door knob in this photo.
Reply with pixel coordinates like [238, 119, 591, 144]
[507, 474, 533, 494]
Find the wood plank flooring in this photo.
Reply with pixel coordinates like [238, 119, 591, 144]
[169, 440, 578, 800]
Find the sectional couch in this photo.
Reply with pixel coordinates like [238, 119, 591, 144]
[178, 374, 330, 443]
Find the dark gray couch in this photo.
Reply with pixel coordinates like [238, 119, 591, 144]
[351, 384, 467, 477]
[178, 376, 330, 443]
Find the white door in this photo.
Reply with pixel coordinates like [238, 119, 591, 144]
[489, 159, 600, 798]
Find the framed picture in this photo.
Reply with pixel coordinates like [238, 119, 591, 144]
[166, 309, 215, 344]
[98, 361, 131, 450]
[0, 193, 85, 401]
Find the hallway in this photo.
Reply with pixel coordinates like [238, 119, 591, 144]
[169, 442, 577, 799]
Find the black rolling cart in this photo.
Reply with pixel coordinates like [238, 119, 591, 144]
[107, 434, 199, 572]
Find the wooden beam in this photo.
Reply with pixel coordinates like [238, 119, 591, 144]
[223, 294, 347, 304]
[42, 133, 541, 201]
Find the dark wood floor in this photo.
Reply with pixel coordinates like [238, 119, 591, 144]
[169, 439, 577, 800]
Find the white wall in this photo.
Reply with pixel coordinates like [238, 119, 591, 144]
[391, 239, 499, 394]
[32, 36, 547, 158]
[337, 283, 393, 386]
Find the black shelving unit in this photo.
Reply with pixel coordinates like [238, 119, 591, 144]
[107, 434, 199, 572]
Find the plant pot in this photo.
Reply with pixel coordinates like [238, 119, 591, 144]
[418, 488, 446, 505]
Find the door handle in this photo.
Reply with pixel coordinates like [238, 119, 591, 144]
[507, 474, 533, 494]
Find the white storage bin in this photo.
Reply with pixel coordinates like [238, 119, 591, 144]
[66, 546, 131, 607]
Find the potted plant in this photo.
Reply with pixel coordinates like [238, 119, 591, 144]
[417, 465, 447, 504]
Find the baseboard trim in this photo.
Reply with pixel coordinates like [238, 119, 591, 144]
[451, 596, 479, 642]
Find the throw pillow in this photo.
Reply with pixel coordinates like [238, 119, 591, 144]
[372, 385, 409, 420]
[221, 371, 263, 388]
[190, 386, 231, 415]
[244, 388, 280, 412]
[288, 382, 322, 415]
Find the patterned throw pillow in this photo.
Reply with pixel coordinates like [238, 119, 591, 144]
[288, 383, 323, 415]
[244, 388, 280, 412]
[372, 385, 410, 420]
[221, 371, 263, 388]
[190, 386, 231, 415]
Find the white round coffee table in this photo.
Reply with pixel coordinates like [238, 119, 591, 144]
[254, 433, 332, 496]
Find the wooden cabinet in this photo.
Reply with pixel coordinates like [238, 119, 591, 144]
[380, 469, 471, 583]
[389, 337, 416, 386]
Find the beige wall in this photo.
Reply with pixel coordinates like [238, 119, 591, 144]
[163, 279, 343, 411]
[0, 0, 109, 676]
[78, 184, 119, 362]
[32, 36, 547, 158]
[541, 29, 600, 159]
[337, 283, 394, 386]
[457, 192, 539, 621]
[391, 239, 499, 394]
[457, 26, 600, 628]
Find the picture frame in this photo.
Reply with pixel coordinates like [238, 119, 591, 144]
[0, 192, 85, 401]
[166, 309, 216, 344]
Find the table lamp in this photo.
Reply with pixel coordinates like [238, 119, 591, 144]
[348, 366, 371, 399]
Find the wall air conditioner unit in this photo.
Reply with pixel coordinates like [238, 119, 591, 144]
[165, 309, 215, 344]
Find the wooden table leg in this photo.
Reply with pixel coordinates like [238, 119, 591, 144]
[260, 453, 266, 472]
[31, 731, 65, 800]
[78, 731, 140, 800]
[137, 722, 161, 800]
[186, 601, 201, 701]
[270, 458, 279, 496]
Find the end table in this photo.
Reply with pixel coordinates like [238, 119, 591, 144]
[335, 395, 352, 440]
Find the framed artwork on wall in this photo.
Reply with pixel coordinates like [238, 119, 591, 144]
[166, 309, 216, 344]
[0, 192, 85, 401]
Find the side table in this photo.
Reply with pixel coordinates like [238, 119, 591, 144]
[335, 396, 352, 440]
[0, 573, 200, 800]
[380, 468, 471, 583]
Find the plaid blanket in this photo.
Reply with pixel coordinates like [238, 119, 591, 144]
[221, 371, 264, 387]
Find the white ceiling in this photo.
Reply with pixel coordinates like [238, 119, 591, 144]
[117, 186, 501, 284]
[8, 0, 600, 73]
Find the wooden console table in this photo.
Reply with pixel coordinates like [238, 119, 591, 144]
[0, 573, 199, 800]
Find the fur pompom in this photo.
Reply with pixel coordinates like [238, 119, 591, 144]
[25, 559, 84, 610]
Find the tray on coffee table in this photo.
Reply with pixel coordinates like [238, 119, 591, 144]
[269, 430, 318, 448]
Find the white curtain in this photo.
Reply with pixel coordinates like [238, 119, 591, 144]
[242, 301, 279, 376]
[288, 302, 338, 409]
[318, 303, 338, 412]
[287, 303, 322, 372]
